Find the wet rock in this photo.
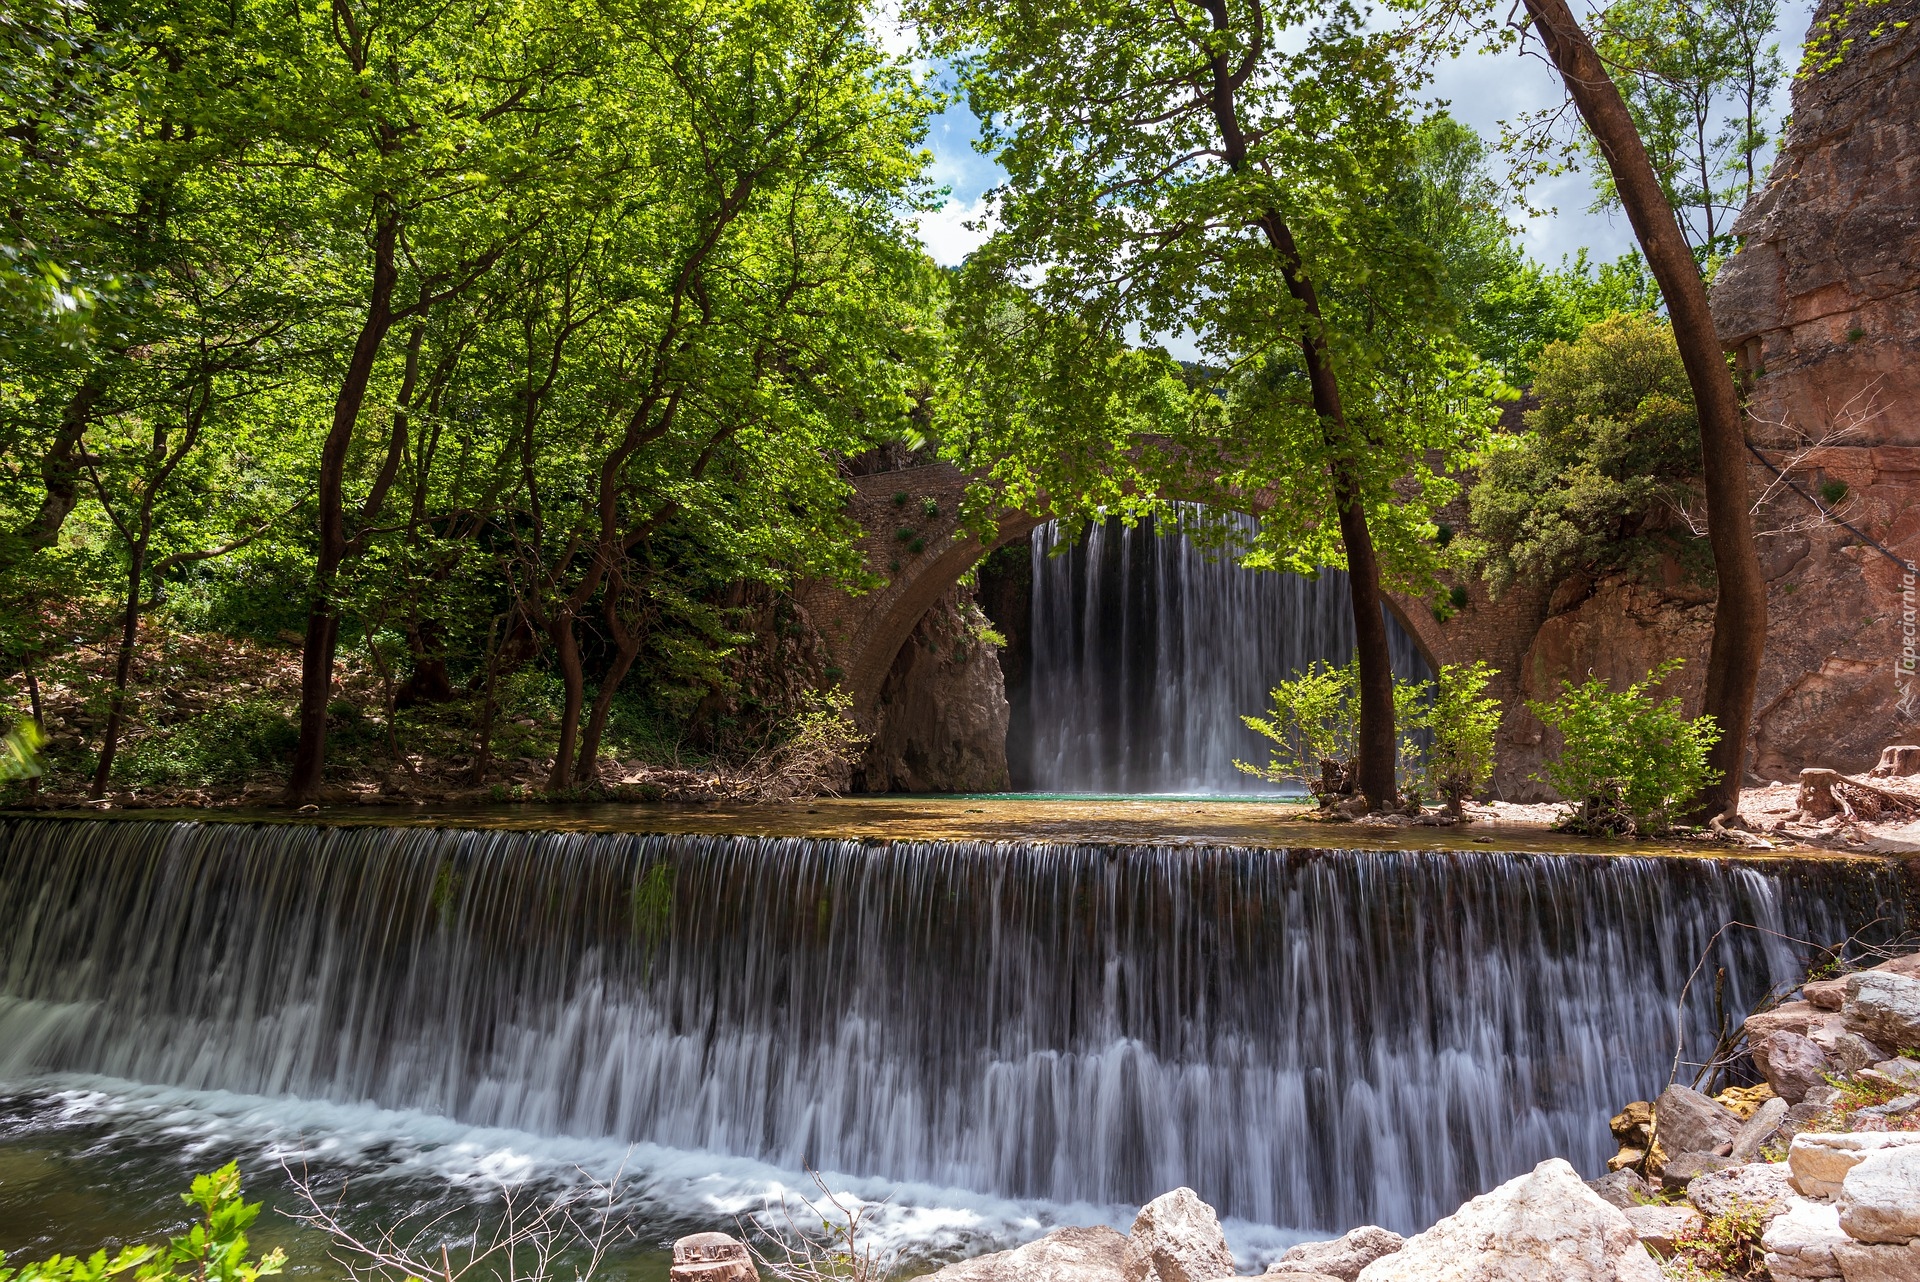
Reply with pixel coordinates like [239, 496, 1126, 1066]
[1687, 1161, 1795, 1222]
[1843, 972, 1920, 1052]
[1623, 1204, 1700, 1257]
[670, 1233, 757, 1282]
[1837, 1146, 1920, 1244]
[1832, 1238, 1920, 1282]
[1655, 1084, 1743, 1158]
[1265, 1226, 1403, 1280]
[1661, 1151, 1739, 1192]
[1585, 1169, 1653, 1210]
[1122, 1188, 1237, 1282]
[1788, 1132, 1920, 1200]
[1352, 1158, 1659, 1282]
[921, 1225, 1129, 1282]
[1762, 1197, 1848, 1281]
[1731, 1096, 1791, 1162]
[1757, 1032, 1835, 1103]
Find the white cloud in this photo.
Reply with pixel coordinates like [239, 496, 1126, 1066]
[914, 196, 997, 266]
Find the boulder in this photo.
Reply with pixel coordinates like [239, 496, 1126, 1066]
[1867, 1058, 1920, 1091]
[670, 1233, 757, 1282]
[1831, 1238, 1920, 1282]
[1622, 1205, 1700, 1257]
[1843, 972, 1920, 1052]
[1661, 1151, 1739, 1191]
[1687, 1161, 1796, 1223]
[1804, 977, 1848, 1011]
[1757, 1032, 1835, 1103]
[1788, 1132, 1920, 1200]
[1122, 1189, 1237, 1282]
[1603, 1147, 1646, 1173]
[1762, 1197, 1849, 1281]
[1654, 1084, 1743, 1158]
[1749, 1000, 1824, 1045]
[920, 1226, 1130, 1282]
[1608, 1101, 1653, 1144]
[1265, 1227, 1403, 1280]
[1584, 1170, 1653, 1210]
[1812, 1026, 1891, 1076]
[1836, 1146, 1920, 1244]
[1352, 1158, 1660, 1282]
[1731, 1096, 1790, 1162]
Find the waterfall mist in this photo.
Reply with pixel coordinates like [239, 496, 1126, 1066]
[0, 818, 1898, 1235]
[1025, 513, 1430, 795]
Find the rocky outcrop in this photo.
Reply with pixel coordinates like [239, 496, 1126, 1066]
[1844, 970, 1920, 1049]
[1654, 1084, 1743, 1158]
[1788, 1132, 1920, 1200]
[1352, 1158, 1659, 1282]
[921, 1225, 1131, 1282]
[1264, 1227, 1404, 1280]
[1122, 1188, 1238, 1282]
[858, 584, 1011, 792]
[1837, 1146, 1920, 1244]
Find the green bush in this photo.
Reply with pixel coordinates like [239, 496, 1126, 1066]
[1401, 661, 1502, 816]
[0, 1163, 284, 1282]
[1237, 659, 1360, 799]
[1529, 658, 1720, 836]
[120, 699, 300, 786]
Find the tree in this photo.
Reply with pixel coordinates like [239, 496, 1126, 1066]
[1506, 0, 1769, 820]
[920, 0, 1499, 809]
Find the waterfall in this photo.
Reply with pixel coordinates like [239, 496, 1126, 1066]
[1026, 513, 1431, 795]
[0, 818, 1900, 1234]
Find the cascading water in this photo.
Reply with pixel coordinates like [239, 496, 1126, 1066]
[0, 818, 1901, 1236]
[1026, 512, 1431, 794]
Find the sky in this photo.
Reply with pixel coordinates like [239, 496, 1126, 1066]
[904, 0, 1818, 273]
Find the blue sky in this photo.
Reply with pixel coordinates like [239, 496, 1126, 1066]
[906, 0, 1816, 272]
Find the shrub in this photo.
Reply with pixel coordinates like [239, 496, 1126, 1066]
[727, 690, 867, 802]
[0, 1163, 285, 1282]
[1661, 1197, 1768, 1280]
[1529, 658, 1720, 836]
[1237, 659, 1360, 800]
[1401, 662, 1502, 817]
[120, 699, 300, 786]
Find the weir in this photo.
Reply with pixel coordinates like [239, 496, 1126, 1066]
[0, 817, 1903, 1235]
[1025, 513, 1431, 794]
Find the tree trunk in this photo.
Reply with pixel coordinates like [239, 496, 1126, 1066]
[287, 211, 401, 803]
[547, 613, 585, 791]
[88, 540, 147, 799]
[574, 636, 645, 787]
[1523, 0, 1768, 819]
[1, 374, 108, 577]
[1335, 498, 1398, 806]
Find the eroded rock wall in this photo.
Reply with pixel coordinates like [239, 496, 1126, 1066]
[857, 584, 1011, 793]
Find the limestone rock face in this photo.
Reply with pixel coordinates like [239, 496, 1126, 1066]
[1836, 1146, 1920, 1244]
[1688, 1161, 1796, 1222]
[1706, 0, 1920, 774]
[1352, 1158, 1660, 1282]
[919, 1225, 1129, 1282]
[1122, 1189, 1238, 1282]
[859, 585, 1010, 792]
[669, 1233, 757, 1282]
[1843, 972, 1920, 1052]
[1832, 1238, 1920, 1282]
[1655, 1084, 1743, 1157]
[1763, 1198, 1850, 1281]
[1789, 1132, 1920, 1199]
[1622, 1204, 1700, 1257]
[1265, 1227, 1404, 1280]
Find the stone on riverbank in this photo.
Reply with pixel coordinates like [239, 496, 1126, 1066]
[919, 1225, 1130, 1282]
[1264, 1226, 1403, 1279]
[1584, 1170, 1653, 1209]
[1843, 972, 1920, 1051]
[1654, 1084, 1742, 1158]
[1836, 1146, 1920, 1244]
[1622, 1204, 1700, 1257]
[1352, 1158, 1659, 1282]
[1757, 1032, 1834, 1103]
[1730, 1096, 1789, 1162]
[1789, 1131, 1920, 1199]
[1762, 1198, 1849, 1281]
[1686, 1161, 1795, 1221]
[1122, 1188, 1238, 1282]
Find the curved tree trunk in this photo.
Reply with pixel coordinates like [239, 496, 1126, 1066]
[547, 613, 585, 791]
[1522, 0, 1768, 819]
[88, 542, 146, 799]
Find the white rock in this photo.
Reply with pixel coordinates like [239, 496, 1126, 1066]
[1789, 1131, 1920, 1199]
[1687, 1161, 1795, 1222]
[921, 1225, 1129, 1282]
[1622, 1204, 1700, 1257]
[1123, 1189, 1238, 1282]
[1832, 1238, 1920, 1282]
[1265, 1227, 1404, 1280]
[1837, 1146, 1920, 1244]
[1764, 1197, 1849, 1281]
[1352, 1158, 1659, 1282]
[1844, 972, 1920, 1052]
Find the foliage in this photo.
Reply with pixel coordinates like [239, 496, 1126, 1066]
[1465, 312, 1704, 592]
[0, 1164, 285, 1282]
[1237, 659, 1362, 799]
[1529, 659, 1721, 836]
[1400, 662, 1503, 815]
[1586, 0, 1784, 262]
[1, 718, 44, 782]
[1660, 1196, 1768, 1280]
[726, 690, 869, 803]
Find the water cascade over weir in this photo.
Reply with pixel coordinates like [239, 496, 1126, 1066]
[0, 818, 1902, 1235]
[1026, 512, 1431, 794]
